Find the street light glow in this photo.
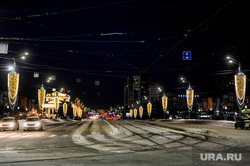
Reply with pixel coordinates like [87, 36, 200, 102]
[226, 56, 231, 59]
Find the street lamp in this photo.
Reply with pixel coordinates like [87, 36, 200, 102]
[147, 102, 152, 119]
[162, 93, 168, 119]
[227, 56, 246, 118]
[181, 77, 194, 119]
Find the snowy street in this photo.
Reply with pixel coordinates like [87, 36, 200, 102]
[0, 119, 249, 165]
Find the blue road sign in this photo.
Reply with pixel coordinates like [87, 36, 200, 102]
[183, 51, 191, 60]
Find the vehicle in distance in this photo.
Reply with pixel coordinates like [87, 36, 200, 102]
[24, 116, 43, 131]
[0, 117, 19, 131]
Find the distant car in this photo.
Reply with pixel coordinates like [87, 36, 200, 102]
[0, 117, 19, 131]
[24, 116, 43, 131]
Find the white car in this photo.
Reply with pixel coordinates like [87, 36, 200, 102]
[0, 117, 19, 131]
[24, 116, 43, 131]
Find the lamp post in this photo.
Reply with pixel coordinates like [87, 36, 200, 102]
[38, 84, 46, 118]
[162, 93, 168, 119]
[181, 77, 194, 119]
[7, 52, 29, 110]
[147, 102, 152, 119]
[227, 56, 246, 118]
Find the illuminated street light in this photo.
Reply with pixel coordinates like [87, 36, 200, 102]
[181, 77, 194, 119]
[227, 57, 246, 118]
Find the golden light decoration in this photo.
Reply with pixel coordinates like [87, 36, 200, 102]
[63, 103, 67, 117]
[139, 106, 143, 119]
[55, 96, 59, 111]
[235, 74, 246, 110]
[134, 108, 137, 119]
[78, 109, 82, 118]
[147, 102, 152, 118]
[186, 88, 194, 110]
[38, 85, 46, 111]
[130, 109, 133, 118]
[73, 105, 77, 117]
[162, 94, 168, 111]
[8, 73, 19, 109]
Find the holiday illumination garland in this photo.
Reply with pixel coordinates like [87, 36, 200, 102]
[63, 103, 67, 117]
[8, 73, 19, 109]
[147, 102, 152, 118]
[186, 88, 194, 110]
[38, 86, 46, 111]
[162, 95, 168, 111]
[235, 74, 246, 110]
[134, 108, 137, 119]
[130, 109, 133, 118]
[139, 106, 143, 119]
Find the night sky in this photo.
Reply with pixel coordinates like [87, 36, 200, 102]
[0, 0, 249, 109]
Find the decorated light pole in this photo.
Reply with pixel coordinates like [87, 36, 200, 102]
[63, 102, 67, 118]
[162, 94, 168, 119]
[134, 108, 137, 119]
[147, 102, 152, 118]
[130, 109, 133, 119]
[38, 84, 46, 118]
[181, 77, 194, 119]
[7, 52, 29, 111]
[139, 106, 143, 119]
[186, 83, 194, 119]
[8, 67, 19, 110]
[227, 57, 246, 118]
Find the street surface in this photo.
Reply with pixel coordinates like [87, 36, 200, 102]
[0, 118, 249, 166]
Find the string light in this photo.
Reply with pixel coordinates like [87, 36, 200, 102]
[8, 73, 19, 109]
[130, 109, 133, 119]
[134, 108, 137, 119]
[139, 106, 143, 119]
[147, 102, 152, 118]
[38, 85, 46, 111]
[235, 74, 246, 110]
[63, 103, 67, 117]
[186, 88, 194, 110]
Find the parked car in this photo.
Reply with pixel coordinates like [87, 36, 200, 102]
[24, 116, 43, 131]
[0, 117, 19, 131]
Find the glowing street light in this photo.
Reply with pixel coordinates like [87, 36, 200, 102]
[181, 77, 194, 119]
[227, 56, 246, 118]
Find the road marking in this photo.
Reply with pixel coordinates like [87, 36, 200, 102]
[48, 134, 56, 137]
[10, 135, 19, 138]
[62, 134, 68, 137]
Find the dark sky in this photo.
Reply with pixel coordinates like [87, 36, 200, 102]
[0, 0, 249, 109]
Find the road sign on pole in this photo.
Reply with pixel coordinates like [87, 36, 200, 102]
[183, 51, 191, 60]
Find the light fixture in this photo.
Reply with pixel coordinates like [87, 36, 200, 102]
[147, 102, 152, 118]
[134, 108, 137, 119]
[139, 106, 143, 119]
[38, 84, 46, 113]
[63, 103, 67, 117]
[162, 93, 168, 119]
[8, 72, 19, 110]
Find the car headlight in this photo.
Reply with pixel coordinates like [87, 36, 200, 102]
[0, 123, 2, 127]
[24, 123, 27, 127]
[9, 123, 14, 127]
[35, 122, 40, 126]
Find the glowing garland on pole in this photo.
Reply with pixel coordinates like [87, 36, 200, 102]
[63, 103, 67, 117]
[147, 102, 152, 118]
[186, 83, 194, 119]
[38, 85, 46, 117]
[8, 73, 19, 110]
[235, 72, 246, 117]
[134, 108, 137, 119]
[55, 96, 59, 112]
[130, 109, 133, 119]
[139, 106, 143, 119]
[162, 94, 168, 119]
[73, 105, 77, 118]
